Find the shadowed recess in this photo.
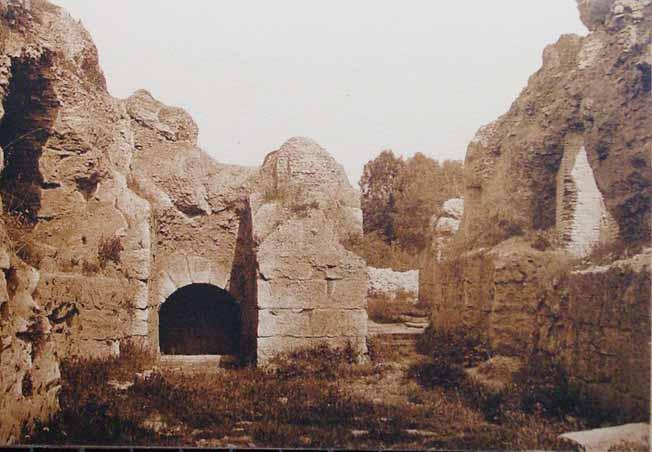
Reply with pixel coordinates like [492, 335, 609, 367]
[159, 284, 241, 356]
[0, 52, 58, 224]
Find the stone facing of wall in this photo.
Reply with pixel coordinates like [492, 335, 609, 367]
[0, 1, 371, 442]
[556, 137, 619, 257]
[0, 253, 60, 443]
[537, 250, 651, 415]
[367, 267, 419, 301]
[425, 242, 651, 416]
[252, 138, 368, 364]
[254, 209, 368, 364]
[37, 274, 139, 358]
[419, 198, 464, 310]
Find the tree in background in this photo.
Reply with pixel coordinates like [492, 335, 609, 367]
[392, 153, 464, 254]
[357, 151, 464, 269]
[359, 150, 405, 242]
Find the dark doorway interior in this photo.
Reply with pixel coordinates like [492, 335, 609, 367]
[0, 53, 58, 224]
[159, 284, 241, 355]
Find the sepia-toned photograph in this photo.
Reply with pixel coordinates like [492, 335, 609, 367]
[0, 0, 650, 450]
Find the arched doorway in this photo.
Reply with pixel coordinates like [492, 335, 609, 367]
[159, 284, 240, 355]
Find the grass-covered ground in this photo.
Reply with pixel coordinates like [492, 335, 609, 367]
[366, 291, 429, 324]
[23, 330, 623, 450]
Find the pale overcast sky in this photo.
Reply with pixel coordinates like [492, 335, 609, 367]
[53, 1, 585, 184]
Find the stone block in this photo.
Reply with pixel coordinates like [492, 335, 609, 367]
[160, 255, 192, 289]
[258, 308, 367, 338]
[122, 249, 150, 280]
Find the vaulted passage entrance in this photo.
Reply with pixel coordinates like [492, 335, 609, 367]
[159, 284, 241, 355]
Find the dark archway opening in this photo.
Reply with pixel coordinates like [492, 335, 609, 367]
[159, 284, 241, 356]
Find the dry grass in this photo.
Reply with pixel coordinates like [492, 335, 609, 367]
[411, 325, 645, 444]
[587, 238, 646, 265]
[3, 213, 44, 268]
[98, 235, 123, 268]
[26, 340, 584, 450]
[464, 208, 527, 250]
[262, 185, 290, 204]
[289, 200, 320, 217]
[367, 292, 425, 324]
[342, 231, 419, 271]
[262, 185, 320, 217]
[81, 259, 100, 275]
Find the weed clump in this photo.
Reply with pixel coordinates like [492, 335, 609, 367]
[98, 235, 123, 268]
[410, 326, 490, 391]
[269, 343, 358, 381]
[341, 231, 419, 272]
[262, 185, 321, 218]
[464, 209, 527, 249]
[366, 291, 424, 324]
[82, 259, 100, 275]
[415, 324, 491, 367]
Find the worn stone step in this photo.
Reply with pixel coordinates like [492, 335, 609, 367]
[159, 355, 238, 372]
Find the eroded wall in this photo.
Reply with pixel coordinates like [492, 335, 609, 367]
[460, 0, 651, 245]
[0, 1, 370, 443]
[0, 234, 59, 442]
[251, 138, 368, 363]
[125, 90, 258, 359]
[427, 242, 650, 417]
[422, 0, 651, 421]
[537, 251, 651, 416]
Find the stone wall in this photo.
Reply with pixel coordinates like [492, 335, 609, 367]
[419, 198, 464, 314]
[460, 0, 651, 245]
[251, 138, 368, 364]
[426, 240, 650, 416]
[0, 2, 369, 441]
[420, 0, 650, 420]
[125, 89, 258, 358]
[0, 3, 155, 362]
[367, 267, 419, 301]
[0, 233, 59, 443]
[0, 3, 113, 441]
[537, 250, 651, 416]
[556, 135, 619, 257]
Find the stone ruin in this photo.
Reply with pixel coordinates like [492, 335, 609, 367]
[367, 266, 419, 302]
[420, 0, 651, 421]
[430, 198, 463, 262]
[0, 2, 367, 442]
[419, 198, 463, 305]
[556, 135, 620, 257]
